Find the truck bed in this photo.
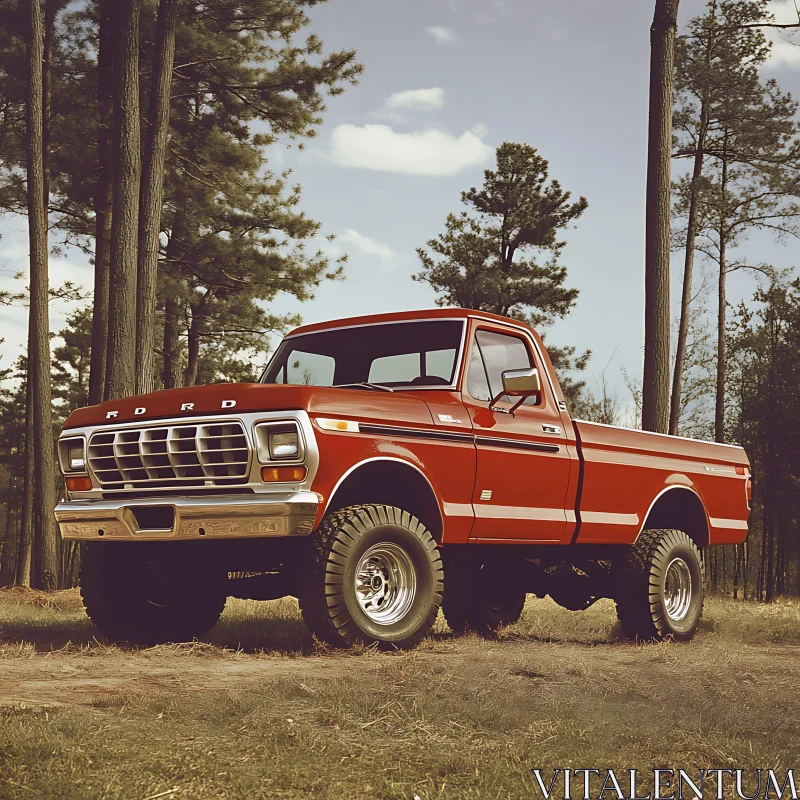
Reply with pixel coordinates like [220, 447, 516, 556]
[572, 421, 750, 546]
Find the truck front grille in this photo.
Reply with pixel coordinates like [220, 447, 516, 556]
[87, 421, 250, 490]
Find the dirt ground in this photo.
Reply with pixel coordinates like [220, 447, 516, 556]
[1, 590, 799, 799]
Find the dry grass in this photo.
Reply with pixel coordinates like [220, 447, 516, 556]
[1, 591, 799, 799]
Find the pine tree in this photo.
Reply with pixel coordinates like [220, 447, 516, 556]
[414, 142, 587, 326]
[154, 0, 359, 387]
[414, 142, 591, 412]
[729, 278, 800, 598]
[672, 0, 800, 442]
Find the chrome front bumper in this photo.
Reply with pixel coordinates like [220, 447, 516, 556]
[54, 492, 320, 542]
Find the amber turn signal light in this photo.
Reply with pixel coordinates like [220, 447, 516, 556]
[66, 476, 92, 492]
[261, 466, 307, 483]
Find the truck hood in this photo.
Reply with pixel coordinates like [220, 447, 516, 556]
[63, 383, 435, 430]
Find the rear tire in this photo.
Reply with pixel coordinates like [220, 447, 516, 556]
[443, 558, 526, 635]
[300, 505, 443, 648]
[614, 529, 704, 642]
[80, 543, 227, 646]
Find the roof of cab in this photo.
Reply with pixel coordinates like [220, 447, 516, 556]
[286, 307, 531, 337]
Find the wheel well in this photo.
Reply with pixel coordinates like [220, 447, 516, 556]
[640, 487, 710, 547]
[326, 460, 444, 542]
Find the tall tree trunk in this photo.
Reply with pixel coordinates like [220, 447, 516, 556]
[136, 0, 178, 395]
[669, 2, 715, 436]
[89, 0, 114, 405]
[742, 539, 749, 601]
[642, 0, 679, 434]
[765, 518, 775, 602]
[26, 0, 58, 592]
[163, 294, 183, 388]
[714, 240, 726, 442]
[105, 0, 141, 400]
[184, 299, 203, 387]
[0, 476, 19, 587]
[42, 0, 54, 215]
[714, 133, 729, 444]
[16, 377, 35, 587]
[162, 210, 186, 389]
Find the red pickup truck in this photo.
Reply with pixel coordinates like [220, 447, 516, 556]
[55, 309, 751, 647]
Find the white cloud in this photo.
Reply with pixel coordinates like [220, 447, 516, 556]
[384, 88, 445, 113]
[425, 26, 457, 43]
[340, 229, 396, 262]
[328, 123, 494, 176]
[765, 1, 800, 68]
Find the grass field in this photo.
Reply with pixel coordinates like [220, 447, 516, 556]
[1, 589, 799, 799]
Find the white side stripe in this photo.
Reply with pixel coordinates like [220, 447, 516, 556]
[709, 517, 749, 530]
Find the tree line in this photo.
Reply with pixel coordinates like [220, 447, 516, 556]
[645, 0, 800, 598]
[0, 0, 360, 589]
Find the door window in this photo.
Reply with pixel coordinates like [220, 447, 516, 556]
[466, 343, 491, 401]
[468, 330, 539, 405]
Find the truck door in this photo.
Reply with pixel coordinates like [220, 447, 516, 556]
[462, 326, 572, 543]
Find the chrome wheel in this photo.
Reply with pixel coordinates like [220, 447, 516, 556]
[355, 542, 417, 625]
[664, 557, 692, 622]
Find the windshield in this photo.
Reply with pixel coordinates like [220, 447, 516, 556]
[260, 319, 465, 389]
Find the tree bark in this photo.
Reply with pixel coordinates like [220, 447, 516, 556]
[0, 476, 19, 587]
[104, 0, 141, 400]
[184, 298, 203, 387]
[162, 210, 186, 389]
[26, 0, 59, 592]
[89, 0, 115, 406]
[136, 0, 178, 395]
[642, 0, 679, 434]
[42, 0, 54, 216]
[714, 132, 729, 444]
[163, 294, 183, 388]
[15, 375, 35, 587]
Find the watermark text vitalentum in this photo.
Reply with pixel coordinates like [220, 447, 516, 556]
[530, 769, 798, 800]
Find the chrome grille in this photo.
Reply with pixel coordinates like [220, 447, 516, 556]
[88, 421, 250, 490]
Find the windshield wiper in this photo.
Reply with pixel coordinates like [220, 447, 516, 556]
[333, 382, 395, 392]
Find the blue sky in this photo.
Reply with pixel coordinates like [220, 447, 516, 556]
[1, 0, 799, 402]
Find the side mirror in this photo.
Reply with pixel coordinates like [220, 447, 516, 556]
[489, 367, 542, 415]
[502, 367, 541, 398]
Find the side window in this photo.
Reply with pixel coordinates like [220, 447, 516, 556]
[474, 330, 537, 405]
[466, 342, 491, 401]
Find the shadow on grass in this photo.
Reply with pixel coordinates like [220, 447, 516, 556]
[0, 592, 317, 654]
[0, 614, 320, 656]
[5, 590, 780, 655]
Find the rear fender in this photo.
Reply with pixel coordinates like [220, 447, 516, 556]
[635, 485, 710, 548]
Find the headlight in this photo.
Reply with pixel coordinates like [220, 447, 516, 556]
[58, 437, 86, 473]
[255, 421, 304, 463]
[270, 430, 299, 459]
[68, 442, 86, 471]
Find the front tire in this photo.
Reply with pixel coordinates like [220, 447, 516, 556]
[614, 529, 704, 642]
[80, 543, 227, 646]
[300, 505, 443, 648]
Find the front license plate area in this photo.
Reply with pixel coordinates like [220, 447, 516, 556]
[130, 505, 175, 532]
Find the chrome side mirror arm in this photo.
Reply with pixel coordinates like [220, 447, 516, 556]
[488, 367, 542, 416]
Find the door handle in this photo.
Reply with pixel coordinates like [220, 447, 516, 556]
[542, 424, 561, 435]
